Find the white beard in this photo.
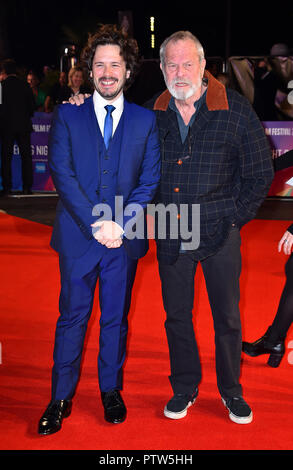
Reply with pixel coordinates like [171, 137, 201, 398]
[164, 74, 202, 101]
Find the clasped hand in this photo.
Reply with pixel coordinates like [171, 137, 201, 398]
[91, 220, 124, 248]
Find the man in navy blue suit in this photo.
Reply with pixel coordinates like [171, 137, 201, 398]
[38, 24, 161, 435]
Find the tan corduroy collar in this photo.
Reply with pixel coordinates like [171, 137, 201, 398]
[153, 70, 229, 112]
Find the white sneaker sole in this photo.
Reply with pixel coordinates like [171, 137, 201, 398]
[164, 398, 196, 420]
[222, 398, 253, 424]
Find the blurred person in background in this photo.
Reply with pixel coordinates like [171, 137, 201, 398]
[252, 43, 290, 121]
[44, 71, 68, 111]
[27, 71, 47, 111]
[0, 59, 35, 195]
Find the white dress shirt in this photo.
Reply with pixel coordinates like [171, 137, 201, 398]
[93, 90, 124, 138]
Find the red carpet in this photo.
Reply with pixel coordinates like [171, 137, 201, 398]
[0, 213, 292, 451]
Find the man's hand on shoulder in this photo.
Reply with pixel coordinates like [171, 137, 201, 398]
[64, 93, 90, 106]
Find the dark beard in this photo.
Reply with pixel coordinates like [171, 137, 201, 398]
[95, 76, 125, 100]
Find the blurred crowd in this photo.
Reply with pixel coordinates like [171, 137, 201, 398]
[0, 59, 92, 195]
[0, 60, 93, 113]
[0, 43, 292, 195]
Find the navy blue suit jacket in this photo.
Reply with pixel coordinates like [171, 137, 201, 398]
[49, 96, 161, 259]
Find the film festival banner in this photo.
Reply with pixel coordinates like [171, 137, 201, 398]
[0, 112, 55, 192]
[30, 112, 55, 191]
[263, 121, 293, 197]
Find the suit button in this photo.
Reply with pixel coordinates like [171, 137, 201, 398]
[174, 187, 180, 192]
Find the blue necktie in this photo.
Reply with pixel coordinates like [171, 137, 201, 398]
[103, 105, 115, 149]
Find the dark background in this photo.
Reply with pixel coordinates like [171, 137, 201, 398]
[1, 0, 292, 73]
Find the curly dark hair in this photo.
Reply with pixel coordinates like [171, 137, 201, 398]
[81, 24, 140, 90]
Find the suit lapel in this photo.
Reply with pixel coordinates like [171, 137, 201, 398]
[83, 95, 101, 175]
[117, 100, 132, 185]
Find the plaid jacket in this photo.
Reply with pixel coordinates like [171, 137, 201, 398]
[149, 71, 274, 264]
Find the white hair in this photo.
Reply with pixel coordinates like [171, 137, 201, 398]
[160, 31, 205, 68]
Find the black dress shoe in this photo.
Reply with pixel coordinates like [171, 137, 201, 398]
[101, 390, 127, 424]
[38, 400, 72, 435]
[242, 326, 285, 367]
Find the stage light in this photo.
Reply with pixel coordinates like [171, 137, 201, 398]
[150, 17, 155, 49]
[150, 16, 154, 32]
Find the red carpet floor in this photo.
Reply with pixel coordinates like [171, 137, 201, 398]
[0, 213, 292, 451]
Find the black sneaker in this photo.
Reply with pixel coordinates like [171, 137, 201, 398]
[222, 396, 253, 424]
[164, 389, 198, 420]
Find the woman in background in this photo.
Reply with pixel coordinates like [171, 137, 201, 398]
[58, 66, 91, 102]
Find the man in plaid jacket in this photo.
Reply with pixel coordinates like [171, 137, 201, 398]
[148, 31, 274, 424]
